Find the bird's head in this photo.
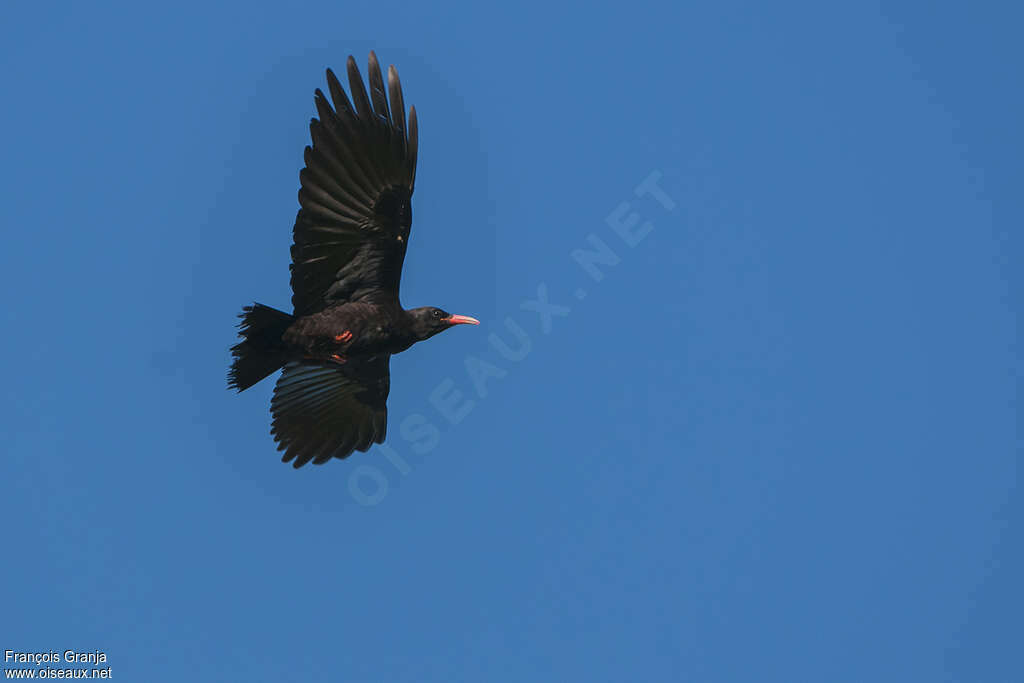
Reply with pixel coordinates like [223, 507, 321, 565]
[408, 307, 480, 341]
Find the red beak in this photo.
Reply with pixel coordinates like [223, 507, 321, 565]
[445, 314, 480, 326]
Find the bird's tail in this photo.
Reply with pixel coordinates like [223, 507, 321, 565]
[228, 303, 294, 392]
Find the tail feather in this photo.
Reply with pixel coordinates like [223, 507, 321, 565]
[228, 304, 294, 392]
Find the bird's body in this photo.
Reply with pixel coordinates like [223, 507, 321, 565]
[283, 302, 465, 359]
[228, 52, 478, 467]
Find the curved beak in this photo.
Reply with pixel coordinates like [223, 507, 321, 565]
[445, 314, 480, 326]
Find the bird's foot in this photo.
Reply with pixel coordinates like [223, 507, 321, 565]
[330, 354, 347, 364]
[334, 330, 353, 343]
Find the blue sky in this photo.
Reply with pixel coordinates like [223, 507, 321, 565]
[2, 1, 1020, 681]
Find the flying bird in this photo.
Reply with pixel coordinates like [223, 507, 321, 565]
[228, 52, 479, 468]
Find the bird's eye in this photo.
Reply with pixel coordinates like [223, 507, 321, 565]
[433, 310, 442, 318]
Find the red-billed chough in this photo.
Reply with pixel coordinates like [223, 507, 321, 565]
[228, 52, 479, 468]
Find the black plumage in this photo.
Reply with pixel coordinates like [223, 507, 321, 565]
[228, 53, 478, 468]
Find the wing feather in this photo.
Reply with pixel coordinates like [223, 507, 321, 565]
[367, 51, 391, 125]
[271, 357, 390, 467]
[408, 106, 418, 189]
[290, 53, 417, 316]
[388, 66, 407, 154]
[346, 56, 374, 122]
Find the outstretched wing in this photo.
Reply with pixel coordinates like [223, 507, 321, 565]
[270, 356, 391, 468]
[290, 51, 418, 316]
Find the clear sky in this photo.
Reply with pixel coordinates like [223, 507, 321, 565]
[2, 1, 1020, 681]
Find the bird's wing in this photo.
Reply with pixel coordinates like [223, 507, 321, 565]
[290, 52, 418, 316]
[270, 355, 391, 467]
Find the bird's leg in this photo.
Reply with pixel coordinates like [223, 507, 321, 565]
[334, 330, 353, 343]
[330, 354, 347, 364]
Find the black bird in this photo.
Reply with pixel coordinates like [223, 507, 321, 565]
[228, 52, 479, 468]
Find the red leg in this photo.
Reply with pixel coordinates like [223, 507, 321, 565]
[334, 330, 353, 343]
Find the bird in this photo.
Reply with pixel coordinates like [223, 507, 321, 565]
[228, 52, 479, 468]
